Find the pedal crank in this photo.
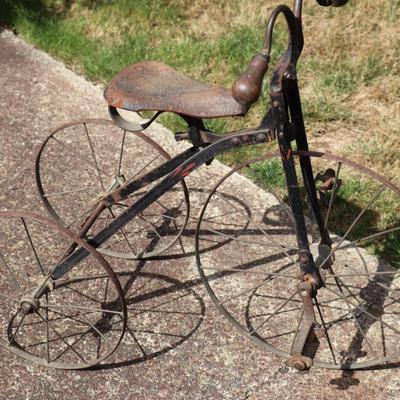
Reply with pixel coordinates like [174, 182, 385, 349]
[286, 282, 320, 371]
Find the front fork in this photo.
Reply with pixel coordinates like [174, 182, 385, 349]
[271, 88, 327, 370]
[271, 90, 324, 291]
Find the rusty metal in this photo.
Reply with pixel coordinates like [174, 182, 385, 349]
[3, 0, 399, 372]
[0, 211, 127, 369]
[35, 119, 190, 260]
[104, 61, 247, 119]
[286, 281, 318, 371]
[195, 151, 400, 370]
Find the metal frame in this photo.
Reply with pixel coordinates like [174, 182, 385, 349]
[21, 0, 360, 369]
[50, 0, 328, 286]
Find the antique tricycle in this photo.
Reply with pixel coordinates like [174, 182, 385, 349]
[1, 0, 399, 371]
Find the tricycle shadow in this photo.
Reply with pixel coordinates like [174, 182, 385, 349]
[91, 267, 206, 370]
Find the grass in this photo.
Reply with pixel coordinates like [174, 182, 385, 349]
[246, 157, 400, 266]
[0, 0, 399, 264]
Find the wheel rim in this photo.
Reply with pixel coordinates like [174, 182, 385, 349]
[36, 119, 190, 259]
[196, 151, 400, 369]
[0, 211, 127, 369]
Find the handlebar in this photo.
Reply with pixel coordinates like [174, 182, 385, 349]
[231, 0, 348, 107]
[316, 0, 348, 6]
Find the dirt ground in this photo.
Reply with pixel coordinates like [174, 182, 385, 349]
[0, 30, 399, 400]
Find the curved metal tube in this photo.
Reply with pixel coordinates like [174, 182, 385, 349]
[263, 5, 298, 54]
[294, 0, 348, 18]
[263, 5, 302, 91]
[108, 106, 162, 132]
[293, 0, 303, 18]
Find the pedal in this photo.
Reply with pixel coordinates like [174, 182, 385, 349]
[315, 168, 342, 203]
[314, 168, 342, 226]
[286, 353, 314, 371]
[174, 132, 189, 141]
[315, 168, 336, 191]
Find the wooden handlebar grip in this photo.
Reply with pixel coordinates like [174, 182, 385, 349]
[231, 53, 269, 107]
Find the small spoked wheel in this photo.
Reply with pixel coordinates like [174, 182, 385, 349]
[36, 119, 190, 259]
[196, 151, 400, 369]
[0, 211, 127, 369]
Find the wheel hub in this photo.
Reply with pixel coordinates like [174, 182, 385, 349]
[19, 295, 40, 314]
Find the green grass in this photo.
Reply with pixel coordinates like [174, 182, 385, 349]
[247, 158, 286, 190]
[1, 0, 399, 264]
[246, 158, 400, 266]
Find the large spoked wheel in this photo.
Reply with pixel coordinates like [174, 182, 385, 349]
[196, 151, 400, 369]
[36, 119, 190, 259]
[0, 211, 127, 369]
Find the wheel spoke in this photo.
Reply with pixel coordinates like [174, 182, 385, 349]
[125, 326, 147, 358]
[326, 270, 400, 278]
[100, 229, 143, 250]
[138, 213, 168, 245]
[127, 154, 162, 184]
[51, 330, 90, 363]
[105, 208, 138, 257]
[50, 136, 109, 181]
[219, 265, 297, 306]
[43, 186, 97, 198]
[45, 293, 50, 363]
[21, 217, 45, 275]
[117, 129, 127, 177]
[323, 161, 342, 232]
[0, 297, 16, 306]
[59, 284, 104, 304]
[9, 313, 27, 344]
[251, 290, 298, 334]
[337, 226, 400, 251]
[201, 266, 297, 278]
[327, 271, 400, 299]
[324, 285, 400, 336]
[0, 291, 20, 303]
[200, 226, 297, 250]
[328, 283, 379, 360]
[65, 203, 99, 228]
[36, 310, 87, 363]
[53, 293, 116, 348]
[196, 151, 400, 368]
[0, 250, 23, 292]
[23, 328, 88, 349]
[201, 208, 247, 223]
[43, 303, 124, 316]
[130, 308, 201, 316]
[39, 163, 84, 186]
[251, 305, 303, 319]
[319, 185, 387, 270]
[314, 297, 337, 365]
[0, 211, 125, 368]
[83, 123, 106, 191]
[324, 268, 376, 357]
[214, 191, 299, 266]
[38, 121, 188, 261]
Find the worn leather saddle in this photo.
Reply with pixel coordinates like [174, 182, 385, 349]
[104, 61, 248, 119]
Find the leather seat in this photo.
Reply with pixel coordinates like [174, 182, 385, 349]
[104, 61, 247, 119]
